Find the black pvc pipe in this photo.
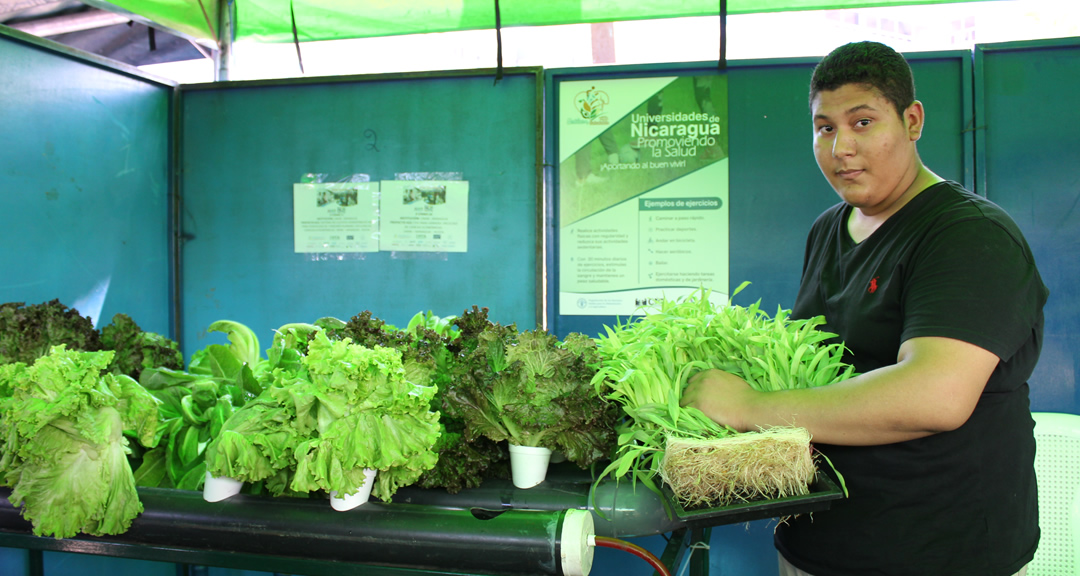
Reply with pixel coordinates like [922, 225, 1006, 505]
[0, 487, 576, 576]
[391, 462, 685, 538]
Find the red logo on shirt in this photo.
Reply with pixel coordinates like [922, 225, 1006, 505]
[868, 276, 880, 294]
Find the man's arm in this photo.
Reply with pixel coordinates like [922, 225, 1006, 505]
[680, 336, 999, 446]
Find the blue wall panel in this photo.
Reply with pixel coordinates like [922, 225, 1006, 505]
[730, 52, 971, 310]
[0, 29, 174, 576]
[0, 31, 173, 336]
[43, 551, 175, 576]
[178, 72, 539, 357]
[978, 39, 1080, 413]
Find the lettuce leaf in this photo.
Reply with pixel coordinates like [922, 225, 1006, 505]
[284, 332, 440, 500]
[443, 323, 617, 468]
[99, 313, 184, 382]
[205, 329, 440, 501]
[202, 396, 299, 487]
[325, 308, 507, 495]
[0, 346, 159, 538]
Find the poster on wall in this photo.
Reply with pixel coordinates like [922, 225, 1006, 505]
[558, 74, 729, 316]
[378, 180, 469, 252]
[293, 182, 379, 253]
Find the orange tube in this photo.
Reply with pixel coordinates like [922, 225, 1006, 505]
[593, 536, 673, 576]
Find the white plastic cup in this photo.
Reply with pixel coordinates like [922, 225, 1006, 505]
[330, 468, 378, 511]
[203, 471, 244, 502]
[508, 444, 553, 489]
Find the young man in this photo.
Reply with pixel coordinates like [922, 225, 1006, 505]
[682, 41, 1047, 576]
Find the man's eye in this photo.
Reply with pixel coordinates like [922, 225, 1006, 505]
[817, 125, 833, 134]
[856, 119, 872, 127]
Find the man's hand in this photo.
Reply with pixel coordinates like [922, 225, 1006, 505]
[681, 369, 759, 432]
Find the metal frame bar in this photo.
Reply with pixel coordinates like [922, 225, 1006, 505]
[0, 24, 177, 87]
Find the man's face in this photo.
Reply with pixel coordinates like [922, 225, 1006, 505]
[811, 83, 923, 216]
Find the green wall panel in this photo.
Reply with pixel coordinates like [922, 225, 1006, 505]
[978, 39, 1080, 412]
[728, 52, 970, 309]
[0, 31, 173, 337]
[178, 71, 540, 356]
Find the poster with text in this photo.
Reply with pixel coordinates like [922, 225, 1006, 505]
[379, 180, 469, 252]
[558, 74, 730, 315]
[293, 182, 379, 253]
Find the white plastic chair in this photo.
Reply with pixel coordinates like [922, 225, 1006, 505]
[1030, 412, 1080, 576]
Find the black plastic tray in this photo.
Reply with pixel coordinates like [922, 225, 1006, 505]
[662, 471, 845, 528]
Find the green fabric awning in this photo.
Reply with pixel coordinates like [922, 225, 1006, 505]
[95, 0, 985, 44]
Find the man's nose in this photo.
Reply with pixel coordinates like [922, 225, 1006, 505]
[832, 131, 856, 157]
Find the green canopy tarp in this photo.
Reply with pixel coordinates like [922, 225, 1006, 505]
[92, 0, 983, 44]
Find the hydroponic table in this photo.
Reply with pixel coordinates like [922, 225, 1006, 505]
[0, 462, 843, 576]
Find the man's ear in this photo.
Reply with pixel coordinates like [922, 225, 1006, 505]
[905, 100, 926, 142]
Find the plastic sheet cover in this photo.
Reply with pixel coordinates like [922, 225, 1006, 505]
[100, 0, 985, 44]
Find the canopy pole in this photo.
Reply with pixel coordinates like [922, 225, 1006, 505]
[719, 0, 727, 69]
[215, 0, 233, 81]
[493, 0, 503, 84]
[290, 0, 305, 74]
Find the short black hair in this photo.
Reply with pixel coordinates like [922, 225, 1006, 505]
[810, 41, 916, 118]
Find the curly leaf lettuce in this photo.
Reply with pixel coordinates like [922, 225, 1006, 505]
[325, 308, 506, 495]
[285, 332, 440, 500]
[205, 330, 440, 502]
[0, 346, 160, 538]
[0, 300, 101, 365]
[203, 396, 300, 486]
[9, 408, 142, 538]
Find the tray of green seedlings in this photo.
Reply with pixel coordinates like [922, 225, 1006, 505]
[590, 283, 853, 522]
[660, 467, 845, 527]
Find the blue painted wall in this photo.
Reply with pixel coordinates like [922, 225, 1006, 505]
[176, 72, 541, 359]
[976, 40, 1080, 412]
[0, 30, 173, 337]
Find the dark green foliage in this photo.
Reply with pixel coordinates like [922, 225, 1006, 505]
[0, 300, 101, 365]
[100, 313, 184, 381]
[442, 309, 617, 469]
[414, 420, 509, 494]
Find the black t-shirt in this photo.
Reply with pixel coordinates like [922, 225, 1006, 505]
[776, 181, 1048, 576]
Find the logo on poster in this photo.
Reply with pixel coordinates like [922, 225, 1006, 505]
[572, 87, 611, 124]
